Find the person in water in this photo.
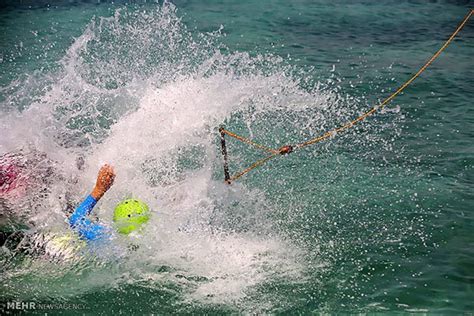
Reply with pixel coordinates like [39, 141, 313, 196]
[1, 161, 150, 257]
[70, 164, 151, 241]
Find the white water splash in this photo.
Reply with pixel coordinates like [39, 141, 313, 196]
[1, 2, 330, 308]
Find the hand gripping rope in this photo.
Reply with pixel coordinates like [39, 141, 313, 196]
[219, 10, 473, 184]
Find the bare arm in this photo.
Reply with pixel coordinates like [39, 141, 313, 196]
[90, 164, 115, 200]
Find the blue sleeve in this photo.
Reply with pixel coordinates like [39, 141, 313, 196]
[70, 195, 107, 241]
[69, 195, 97, 227]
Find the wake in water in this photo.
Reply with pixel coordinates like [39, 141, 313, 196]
[0, 2, 417, 313]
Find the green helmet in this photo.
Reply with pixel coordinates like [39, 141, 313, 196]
[113, 199, 150, 235]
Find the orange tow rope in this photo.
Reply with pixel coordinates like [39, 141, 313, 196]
[219, 10, 473, 183]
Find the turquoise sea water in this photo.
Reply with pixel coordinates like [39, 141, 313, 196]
[0, 0, 473, 314]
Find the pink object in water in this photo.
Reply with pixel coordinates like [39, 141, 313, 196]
[0, 164, 21, 193]
[0, 154, 29, 198]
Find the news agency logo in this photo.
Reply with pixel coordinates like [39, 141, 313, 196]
[6, 301, 36, 310]
[2, 301, 88, 311]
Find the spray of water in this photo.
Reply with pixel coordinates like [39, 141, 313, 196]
[0, 2, 422, 312]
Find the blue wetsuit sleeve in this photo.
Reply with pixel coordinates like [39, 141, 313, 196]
[69, 195, 97, 227]
[70, 195, 107, 241]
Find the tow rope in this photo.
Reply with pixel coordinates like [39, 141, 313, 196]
[219, 10, 473, 183]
